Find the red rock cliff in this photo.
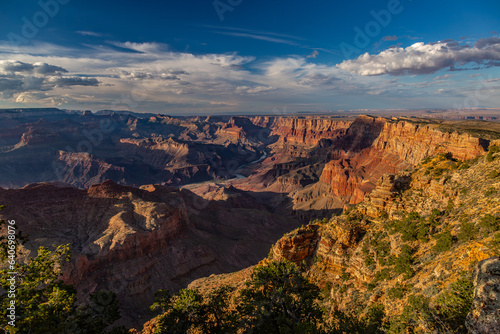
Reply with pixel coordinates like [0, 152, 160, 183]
[270, 117, 352, 145]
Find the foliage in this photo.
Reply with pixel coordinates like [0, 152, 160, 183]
[389, 212, 434, 243]
[484, 187, 497, 197]
[154, 286, 238, 334]
[328, 304, 385, 334]
[433, 273, 474, 333]
[153, 260, 324, 334]
[239, 260, 323, 333]
[393, 245, 415, 279]
[486, 145, 499, 162]
[458, 220, 479, 243]
[0, 207, 124, 334]
[433, 231, 455, 253]
[387, 284, 407, 300]
[0, 244, 124, 334]
[479, 214, 500, 234]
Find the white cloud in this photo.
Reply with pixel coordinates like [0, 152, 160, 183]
[235, 85, 276, 94]
[0, 37, 498, 113]
[338, 39, 500, 76]
[433, 74, 454, 80]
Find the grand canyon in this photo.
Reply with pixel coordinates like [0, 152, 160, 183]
[1, 108, 499, 333]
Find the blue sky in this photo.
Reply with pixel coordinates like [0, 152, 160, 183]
[0, 0, 499, 114]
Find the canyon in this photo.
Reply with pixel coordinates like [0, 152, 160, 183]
[1, 108, 499, 330]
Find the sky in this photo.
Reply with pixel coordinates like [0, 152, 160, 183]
[0, 0, 499, 115]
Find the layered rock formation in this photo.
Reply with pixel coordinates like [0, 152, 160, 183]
[313, 116, 489, 209]
[177, 143, 499, 334]
[0, 180, 300, 327]
[269, 117, 352, 146]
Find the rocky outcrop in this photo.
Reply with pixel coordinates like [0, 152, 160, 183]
[466, 257, 500, 334]
[0, 180, 300, 328]
[372, 120, 488, 164]
[316, 117, 488, 207]
[359, 174, 410, 217]
[320, 159, 367, 204]
[272, 225, 320, 263]
[270, 117, 352, 146]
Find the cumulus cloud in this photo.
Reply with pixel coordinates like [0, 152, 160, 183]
[337, 39, 500, 76]
[34, 62, 68, 75]
[119, 69, 187, 80]
[0, 37, 498, 113]
[0, 60, 100, 97]
[46, 76, 100, 87]
[0, 60, 67, 75]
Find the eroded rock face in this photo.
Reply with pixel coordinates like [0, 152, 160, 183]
[270, 117, 352, 146]
[316, 117, 487, 207]
[372, 121, 487, 164]
[0, 180, 300, 327]
[466, 257, 500, 334]
[272, 225, 320, 263]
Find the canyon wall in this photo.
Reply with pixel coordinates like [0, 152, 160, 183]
[316, 117, 489, 206]
[269, 117, 352, 145]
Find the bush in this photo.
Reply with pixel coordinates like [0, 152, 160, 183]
[479, 214, 500, 234]
[341, 268, 351, 282]
[458, 220, 479, 242]
[391, 212, 431, 242]
[434, 231, 455, 252]
[373, 268, 392, 282]
[394, 245, 414, 279]
[387, 284, 406, 299]
[486, 145, 499, 162]
[490, 170, 500, 179]
[434, 273, 474, 333]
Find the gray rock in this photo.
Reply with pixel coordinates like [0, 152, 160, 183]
[466, 257, 500, 334]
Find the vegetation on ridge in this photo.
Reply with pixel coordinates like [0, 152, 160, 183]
[1, 143, 499, 333]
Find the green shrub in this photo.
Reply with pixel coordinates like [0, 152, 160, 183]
[488, 232, 500, 254]
[458, 163, 470, 170]
[391, 212, 431, 242]
[490, 170, 500, 179]
[458, 220, 479, 242]
[373, 268, 392, 282]
[486, 145, 499, 162]
[479, 214, 500, 234]
[394, 245, 414, 279]
[434, 231, 454, 252]
[341, 268, 351, 282]
[434, 273, 474, 333]
[387, 284, 406, 299]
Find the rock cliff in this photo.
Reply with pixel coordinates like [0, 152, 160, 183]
[466, 257, 500, 334]
[0, 180, 300, 327]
